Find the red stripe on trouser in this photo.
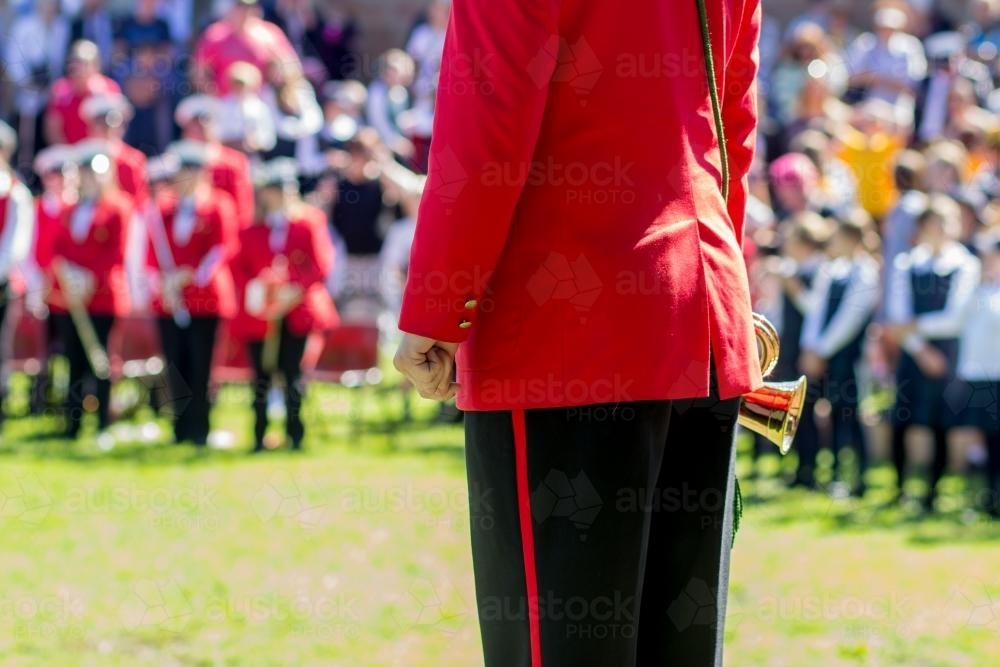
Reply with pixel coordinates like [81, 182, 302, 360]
[512, 409, 542, 667]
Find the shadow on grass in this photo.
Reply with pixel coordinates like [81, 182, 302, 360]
[737, 466, 1000, 545]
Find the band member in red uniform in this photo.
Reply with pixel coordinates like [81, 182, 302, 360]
[29, 146, 77, 304]
[80, 94, 152, 312]
[232, 160, 337, 452]
[175, 95, 256, 230]
[147, 144, 238, 445]
[45, 40, 121, 146]
[24, 145, 77, 416]
[80, 94, 150, 208]
[49, 143, 131, 441]
[0, 122, 35, 427]
[393, 1, 762, 664]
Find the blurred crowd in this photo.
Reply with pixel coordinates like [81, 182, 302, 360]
[745, 0, 1000, 515]
[0, 0, 997, 512]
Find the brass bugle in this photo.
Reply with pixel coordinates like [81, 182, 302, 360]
[739, 313, 807, 455]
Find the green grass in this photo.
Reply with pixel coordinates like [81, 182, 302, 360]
[1, 382, 999, 666]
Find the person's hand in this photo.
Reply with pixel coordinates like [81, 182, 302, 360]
[62, 264, 95, 304]
[275, 283, 304, 313]
[885, 322, 918, 344]
[916, 346, 949, 379]
[164, 268, 193, 294]
[799, 351, 827, 379]
[394, 334, 459, 401]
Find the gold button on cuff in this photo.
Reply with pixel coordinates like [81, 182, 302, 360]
[458, 320, 473, 329]
[464, 299, 478, 310]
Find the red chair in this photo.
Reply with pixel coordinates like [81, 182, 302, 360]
[2, 301, 49, 379]
[108, 316, 165, 382]
[303, 324, 382, 385]
[107, 316, 166, 420]
[211, 321, 255, 386]
[303, 323, 395, 438]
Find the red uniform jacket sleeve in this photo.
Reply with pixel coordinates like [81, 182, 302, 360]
[721, 0, 761, 247]
[397, 0, 560, 343]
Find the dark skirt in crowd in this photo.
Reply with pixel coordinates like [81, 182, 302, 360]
[892, 354, 960, 429]
[946, 379, 1000, 435]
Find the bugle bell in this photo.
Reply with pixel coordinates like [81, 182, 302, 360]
[738, 314, 807, 455]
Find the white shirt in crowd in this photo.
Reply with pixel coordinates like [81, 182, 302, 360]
[406, 22, 446, 105]
[886, 242, 982, 355]
[378, 216, 416, 317]
[847, 30, 927, 124]
[0, 173, 34, 284]
[956, 281, 1000, 381]
[801, 254, 881, 359]
[216, 94, 277, 154]
[3, 11, 70, 116]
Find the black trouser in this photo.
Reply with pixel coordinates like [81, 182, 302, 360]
[247, 319, 308, 447]
[465, 389, 741, 666]
[892, 425, 948, 502]
[157, 316, 219, 445]
[986, 431, 1000, 514]
[0, 289, 7, 420]
[795, 374, 868, 490]
[54, 313, 115, 436]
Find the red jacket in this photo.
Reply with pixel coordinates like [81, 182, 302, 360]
[207, 145, 255, 230]
[231, 214, 338, 342]
[46, 76, 121, 145]
[398, 0, 763, 410]
[49, 191, 132, 316]
[34, 194, 66, 270]
[147, 191, 238, 319]
[112, 141, 150, 208]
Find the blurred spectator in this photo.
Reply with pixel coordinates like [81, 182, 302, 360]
[950, 229, 1000, 516]
[322, 128, 389, 312]
[192, 0, 299, 96]
[923, 140, 967, 194]
[175, 95, 255, 229]
[0, 121, 35, 335]
[117, 0, 173, 57]
[262, 58, 323, 162]
[789, 129, 858, 217]
[967, 0, 1000, 61]
[216, 62, 277, 154]
[915, 31, 993, 144]
[297, 81, 366, 183]
[158, 0, 194, 47]
[3, 0, 70, 166]
[846, 4, 927, 128]
[832, 100, 906, 220]
[769, 22, 847, 144]
[377, 157, 425, 323]
[881, 150, 929, 282]
[798, 213, 881, 497]
[80, 94, 149, 207]
[330, 128, 386, 257]
[886, 195, 981, 510]
[319, 80, 367, 151]
[45, 40, 122, 146]
[406, 0, 449, 107]
[772, 211, 833, 395]
[69, 0, 116, 72]
[302, 2, 358, 82]
[366, 50, 416, 161]
[119, 34, 179, 156]
[769, 152, 822, 219]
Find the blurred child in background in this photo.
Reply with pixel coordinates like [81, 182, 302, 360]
[886, 195, 981, 511]
[799, 212, 881, 496]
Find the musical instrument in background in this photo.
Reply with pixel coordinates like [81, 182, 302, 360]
[54, 261, 111, 380]
[146, 202, 192, 328]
